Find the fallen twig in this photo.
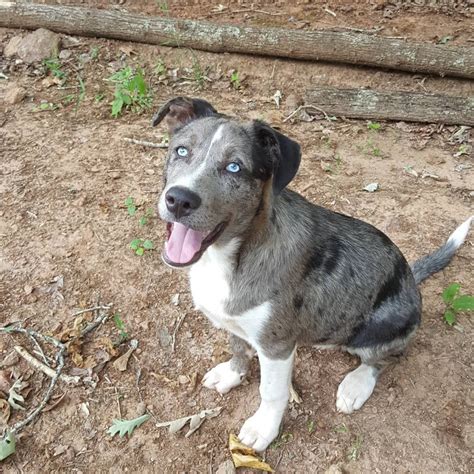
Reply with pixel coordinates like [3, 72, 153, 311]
[0, 303, 112, 441]
[283, 104, 333, 123]
[13, 346, 80, 385]
[123, 137, 168, 149]
[72, 304, 111, 317]
[171, 313, 187, 352]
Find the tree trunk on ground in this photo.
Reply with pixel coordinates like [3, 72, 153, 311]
[0, 2, 473, 79]
[304, 87, 474, 125]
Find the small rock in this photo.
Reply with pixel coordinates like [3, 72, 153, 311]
[216, 460, 236, 474]
[178, 375, 188, 385]
[136, 401, 147, 416]
[59, 49, 72, 60]
[5, 28, 60, 64]
[4, 35, 23, 58]
[363, 182, 379, 193]
[4, 84, 26, 105]
[171, 293, 180, 306]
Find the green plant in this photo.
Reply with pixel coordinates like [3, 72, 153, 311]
[156, 0, 169, 13]
[139, 208, 154, 227]
[33, 102, 59, 112]
[367, 121, 381, 131]
[230, 70, 240, 90]
[154, 58, 166, 76]
[442, 283, 474, 326]
[192, 57, 205, 88]
[347, 435, 363, 461]
[366, 138, 382, 158]
[125, 196, 137, 216]
[334, 423, 349, 433]
[95, 93, 105, 102]
[130, 238, 154, 256]
[113, 313, 128, 341]
[307, 420, 315, 434]
[43, 57, 66, 80]
[90, 46, 101, 60]
[107, 66, 152, 118]
[270, 432, 293, 449]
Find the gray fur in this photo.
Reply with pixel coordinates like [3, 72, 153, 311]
[154, 96, 471, 407]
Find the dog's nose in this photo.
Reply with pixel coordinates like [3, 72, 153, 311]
[165, 186, 202, 218]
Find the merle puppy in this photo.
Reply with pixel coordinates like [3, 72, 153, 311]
[153, 96, 472, 451]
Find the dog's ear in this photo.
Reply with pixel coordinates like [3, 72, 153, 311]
[253, 121, 301, 194]
[151, 97, 217, 133]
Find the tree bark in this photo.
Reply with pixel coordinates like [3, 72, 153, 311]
[305, 87, 474, 125]
[0, 2, 473, 79]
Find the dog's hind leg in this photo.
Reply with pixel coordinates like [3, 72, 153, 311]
[336, 338, 411, 414]
[202, 334, 255, 394]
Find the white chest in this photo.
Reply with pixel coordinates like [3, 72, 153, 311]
[189, 242, 270, 346]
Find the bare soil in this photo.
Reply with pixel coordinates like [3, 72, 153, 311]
[0, 2, 473, 473]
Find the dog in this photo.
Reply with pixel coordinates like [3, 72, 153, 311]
[152, 96, 472, 451]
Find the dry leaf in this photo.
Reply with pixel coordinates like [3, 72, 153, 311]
[0, 399, 11, 425]
[157, 407, 222, 438]
[229, 434, 274, 472]
[113, 339, 138, 372]
[8, 378, 27, 411]
[99, 337, 119, 357]
[289, 384, 302, 404]
[42, 392, 66, 413]
[0, 370, 11, 395]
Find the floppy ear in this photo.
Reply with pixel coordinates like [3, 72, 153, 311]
[151, 97, 217, 133]
[253, 121, 301, 194]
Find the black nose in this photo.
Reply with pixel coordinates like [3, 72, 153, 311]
[165, 186, 202, 218]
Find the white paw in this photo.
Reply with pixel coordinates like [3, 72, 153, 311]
[336, 364, 378, 414]
[202, 361, 244, 394]
[238, 402, 283, 452]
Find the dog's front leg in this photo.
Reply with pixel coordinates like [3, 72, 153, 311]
[239, 348, 295, 451]
[203, 334, 255, 394]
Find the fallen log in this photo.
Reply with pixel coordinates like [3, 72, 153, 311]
[305, 87, 474, 126]
[0, 2, 473, 79]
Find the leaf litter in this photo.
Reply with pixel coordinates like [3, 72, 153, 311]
[156, 407, 222, 438]
[228, 433, 274, 472]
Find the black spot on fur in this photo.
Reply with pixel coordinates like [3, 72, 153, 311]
[324, 238, 343, 274]
[293, 294, 304, 311]
[372, 258, 407, 310]
[349, 266, 355, 278]
[348, 309, 420, 348]
[303, 245, 324, 278]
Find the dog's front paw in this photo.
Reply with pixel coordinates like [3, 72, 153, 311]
[238, 404, 282, 452]
[202, 361, 244, 394]
[336, 364, 377, 414]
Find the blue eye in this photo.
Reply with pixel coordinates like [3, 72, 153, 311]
[176, 146, 188, 157]
[226, 162, 241, 173]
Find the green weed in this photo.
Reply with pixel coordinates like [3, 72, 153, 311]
[230, 70, 240, 90]
[154, 58, 166, 76]
[347, 435, 363, 461]
[107, 66, 152, 118]
[270, 432, 293, 449]
[113, 313, 128, 342]
[130, 238, 154, 256]
[442, 283, 474, 326]
[367, 121, 381, 131]
[43, 57, 66, 80]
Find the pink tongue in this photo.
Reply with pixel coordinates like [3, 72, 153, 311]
[165, 223, 205, 264]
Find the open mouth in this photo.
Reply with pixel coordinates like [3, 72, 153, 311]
[163, 221, 228, 267]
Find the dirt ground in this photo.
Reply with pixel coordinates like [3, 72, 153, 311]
[1, 1, 473, 473]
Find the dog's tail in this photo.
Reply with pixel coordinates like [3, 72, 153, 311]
[410, 216, 473, 285]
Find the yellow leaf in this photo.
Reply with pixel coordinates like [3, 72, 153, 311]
[229, 434, 274, 472]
